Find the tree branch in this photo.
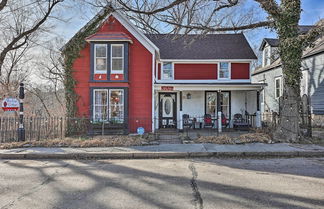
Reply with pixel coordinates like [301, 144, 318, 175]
[254, 0, 281, 18]
[0, 0, 8, 11]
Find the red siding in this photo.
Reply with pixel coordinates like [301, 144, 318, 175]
[157, 63, 161, 80]
[231, 63, 250, 79]
[174, 64, 217, 80]
[73, 15, 152, 132]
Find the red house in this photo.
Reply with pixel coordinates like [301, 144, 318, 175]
[65, 6, 264, 134]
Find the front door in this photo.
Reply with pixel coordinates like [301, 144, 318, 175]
[159, 93, 177, 128]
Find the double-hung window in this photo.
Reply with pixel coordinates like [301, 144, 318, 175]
[162, 62, 173, 80]
[93, 89, 125, 123]
[275, 77, 282, 99]
[109, 89, 124, 122]
[219, 62, 230, 79]
[111, 44, 124, 74]
[93, 90, 109, 122]
[94, 44, 107, 73]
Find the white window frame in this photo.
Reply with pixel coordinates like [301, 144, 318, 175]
[161, 62, 174, 80]
[93, 89, 109, 122]
[110, 44, 124, 74]
[94, 44, 107, 74]
[274, 76, 283, 99]
[109, 89, 125, 122]
[218, 62, 231, 80]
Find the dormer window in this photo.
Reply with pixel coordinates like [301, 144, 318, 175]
[263, 47, 270, 67]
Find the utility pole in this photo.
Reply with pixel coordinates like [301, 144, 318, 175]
[18, 83, 25, 141]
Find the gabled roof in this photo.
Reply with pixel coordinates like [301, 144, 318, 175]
[259, 25, 315, 51]
[146, 34, 257, 60]
[259, 38, 279, 51]
[62, 4, 159, 54]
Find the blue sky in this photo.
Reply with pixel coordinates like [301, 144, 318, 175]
[56, 0, 324, 50]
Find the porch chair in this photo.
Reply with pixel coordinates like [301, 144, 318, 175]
[221, 113, 230, 128]
[203, 114, 214, 128]
[182, 114, 193, 129]
[233, 113, 249, 130]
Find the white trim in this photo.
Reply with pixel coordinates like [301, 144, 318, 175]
[94, 44, 108, 74]
[110, 44, 124, 74]
[159, 59, 256, 63]
[112, 11, 159, 54]
[218, 62, 231, 80]
[156, 79, 251, 84]
[152, 53, 155, 132]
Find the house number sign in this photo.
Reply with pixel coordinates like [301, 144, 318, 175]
[161, 86, 174, 91]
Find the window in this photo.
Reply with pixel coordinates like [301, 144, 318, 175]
[93, 89, 125, 123]
[111, 44, 124, 74]
[93, 90, 108, 121]
[206, 92, 217, 117]
[301, 70, 308, 96]
[219, 62, 230, 79]
[275, 77, 282, 99]
[220, 92, 230, 118]
[95, 44, 107, 73]
[162, 62, 173, 80]
[109, 89, 124, 122]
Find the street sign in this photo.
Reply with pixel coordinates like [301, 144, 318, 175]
[1, 97, 19, 111]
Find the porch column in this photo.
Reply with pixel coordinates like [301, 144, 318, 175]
[179, 91, 183, 130]
[217, 91, 222, 133]
[256, 91, 262, 128]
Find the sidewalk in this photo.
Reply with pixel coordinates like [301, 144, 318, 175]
[1, 143, 324, 159]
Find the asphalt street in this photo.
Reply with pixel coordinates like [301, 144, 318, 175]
[0, 158, 324, 209]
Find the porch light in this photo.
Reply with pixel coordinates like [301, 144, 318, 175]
[186, 93, 191, 99]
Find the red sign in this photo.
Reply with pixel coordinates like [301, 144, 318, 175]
[1, 97, 19, 111]
[161, 86, 174, 91]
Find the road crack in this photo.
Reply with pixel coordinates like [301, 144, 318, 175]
[189, 163, 203, 209]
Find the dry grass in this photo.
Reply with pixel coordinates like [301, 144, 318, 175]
[0, 135, 149, 149]
[195, 133, 272, 144]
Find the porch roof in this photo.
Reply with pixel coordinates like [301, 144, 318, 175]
[154, 83, 266, 91]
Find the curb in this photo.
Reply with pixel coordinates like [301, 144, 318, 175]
[1, 151, 324, 160]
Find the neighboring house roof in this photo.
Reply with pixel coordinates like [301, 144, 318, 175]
[259, 38, 279, 50]
[259, 25, 315, 51]
[85, 32, 133, 43]
[145, 34, 257, 60]
[253, 36, 324, 75]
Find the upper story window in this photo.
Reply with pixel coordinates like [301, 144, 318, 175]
[263, 47, 271, 67]
[275, 77, 282, 99]
[95, 44, 107, 73]
[162, 62, 173, 80]
[111, 44, 124, 74]
[219, 62, 230, 79]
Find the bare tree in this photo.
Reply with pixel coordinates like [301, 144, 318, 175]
[86, 0, 323, 141]
[0, 0, 63, 78]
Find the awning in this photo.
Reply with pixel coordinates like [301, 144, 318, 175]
[85, 32, 133, 43]
[154, 83, 266, 91]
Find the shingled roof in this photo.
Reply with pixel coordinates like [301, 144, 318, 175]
[146, 34, 257, 60]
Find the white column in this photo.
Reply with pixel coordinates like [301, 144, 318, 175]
[179, 110, 183, 130]
[256, 111, 262, 128]
[218, 111, 222, 133]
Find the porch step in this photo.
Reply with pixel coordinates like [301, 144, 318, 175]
[156, 133, 182, 144]
[156, 129, 179, 135]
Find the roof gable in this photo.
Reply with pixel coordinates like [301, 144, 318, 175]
[63, 5, 158, 54]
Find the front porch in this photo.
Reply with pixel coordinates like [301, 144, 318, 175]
[154, 83, 264, 133]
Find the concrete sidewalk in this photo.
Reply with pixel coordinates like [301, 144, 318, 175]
[1, 143, 324, 159]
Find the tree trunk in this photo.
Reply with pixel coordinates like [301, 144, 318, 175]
[274, 85, 300, 142]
